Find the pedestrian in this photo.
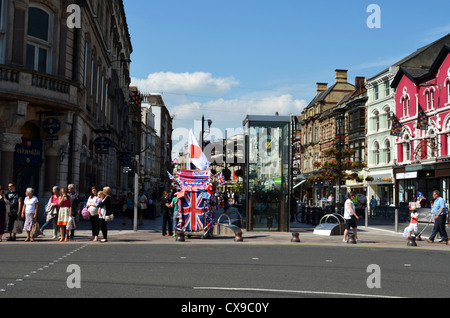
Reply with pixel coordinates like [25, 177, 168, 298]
[97, 187, 113, 243]
[21, 188, 39, 242]
[161, 190, 173, 237]
[0, 186, 9, 242]
[5, 183, 23, 241]
[171, 191, 179, 237]
[41, 186, 60, 239]
[122, 192, 134, 226]
[57, 187, 72, 242]
[407, 206, 421, 240]
[370, 195, 377, 218]
[67, 184, 80, 240]
[343, 192, 360, 243]
[86, 186, 100, 241]
[138, 189, 147, 226]
[425, 190, 448, 244]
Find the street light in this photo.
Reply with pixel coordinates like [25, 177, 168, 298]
[201, 115, 213, 151]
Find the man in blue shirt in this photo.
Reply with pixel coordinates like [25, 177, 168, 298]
[426, 190, 448, 244]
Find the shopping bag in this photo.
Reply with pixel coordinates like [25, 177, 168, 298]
[105, 214, 114, 222]
[12, 219, 24, 234]
[31, 222, 42, 239]
[66, 216, 76, 230]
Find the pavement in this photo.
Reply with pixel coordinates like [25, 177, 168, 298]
[3, 210, 450, 251]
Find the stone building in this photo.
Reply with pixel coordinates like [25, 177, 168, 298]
[0, 0, 134, 200]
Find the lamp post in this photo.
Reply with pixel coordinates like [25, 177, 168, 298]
[201, 115, 213, 151]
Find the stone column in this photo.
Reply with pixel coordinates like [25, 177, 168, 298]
[0, 133, 23, 187]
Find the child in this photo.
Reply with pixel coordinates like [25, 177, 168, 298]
[408, 206, 421, 240]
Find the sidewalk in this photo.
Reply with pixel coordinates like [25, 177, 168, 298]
[6, 214, 449, 251]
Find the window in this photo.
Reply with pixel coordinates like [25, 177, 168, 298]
[0, 0, 5, 63]
[374, 111, 380, 132]
[385, 81, 390, 96]
[83, 42, 89, 86]
[404, 136, 411, 162]
[402, 96, 410, 117]
[374, 85, 379, 100]
[447, 79, 450, 103]
[384, 107, 391, 130]
[26, 6, 52, 73]
[374, 141, 380, 165]
[384, 140, 391, 163]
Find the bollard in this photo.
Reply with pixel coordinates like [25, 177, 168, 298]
[347, 233, 357, 244]
[176, 231, 185, 242]
[234, 231, 244, 242]
[291, 232, 301, 243]
[407, 236, 417, 247]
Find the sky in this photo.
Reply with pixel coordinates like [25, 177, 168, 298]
[123, 0, 450, 158]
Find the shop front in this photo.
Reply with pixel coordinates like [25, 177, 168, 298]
[395, 164, 449, 207]
[367, 171, 394, 207]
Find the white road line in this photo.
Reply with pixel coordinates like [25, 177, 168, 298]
[193, 287, 403, 299]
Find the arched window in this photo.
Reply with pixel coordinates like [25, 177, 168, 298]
[401, 96, 410, 117]
[26, 5, 52, 73]
[384, 140, 391, 163]
[374, 110, 380, 132]
[374, 141, 380, 165]
[404, 135, 411, 162]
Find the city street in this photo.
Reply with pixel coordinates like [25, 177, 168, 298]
[1, 239, 449, 300]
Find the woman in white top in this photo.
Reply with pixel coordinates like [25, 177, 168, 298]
[86, 186, 100, 241]
[343, 192, 360, 243]
[21, 188, 39, 242]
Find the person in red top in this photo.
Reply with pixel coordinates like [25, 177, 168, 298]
[408, 206, 420, 239]
[57, 188, 72, 242]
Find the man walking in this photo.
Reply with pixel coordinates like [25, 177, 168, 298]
[426, 190, 448, 244]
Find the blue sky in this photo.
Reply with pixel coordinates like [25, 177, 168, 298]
[123, 0, 450, 155]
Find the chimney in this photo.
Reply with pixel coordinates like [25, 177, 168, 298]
[355, 77, 366, 94]
[335, 69, 348, 83]
[317, 83, 328, 95]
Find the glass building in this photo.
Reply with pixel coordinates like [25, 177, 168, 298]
[242, 115, 292, 232]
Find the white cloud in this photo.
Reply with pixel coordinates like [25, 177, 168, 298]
[172, 94, 307, 129]
[130, 71, 239, 95]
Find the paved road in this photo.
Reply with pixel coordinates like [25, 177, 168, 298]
[1, 243, 449, 300]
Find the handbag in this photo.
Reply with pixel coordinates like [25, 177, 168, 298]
[81, 207, 90, 219]
[105, 214, 114, 222]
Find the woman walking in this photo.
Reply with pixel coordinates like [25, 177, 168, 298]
[57, 188, 72, 242]
[97, 187, 112, 243]
[40, 186, 60, 239]
[21, 188, 39, 242]
[0, 186, 9, 242]
[86, 187, 100, 241]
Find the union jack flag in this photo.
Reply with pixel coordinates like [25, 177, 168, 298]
[216, 171, 227, 185]
[167, 172, 176, 182]
[179, 192, 205, 232]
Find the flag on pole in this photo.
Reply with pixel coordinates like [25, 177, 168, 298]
[167, 172, 176, 182]
[390, 116, 402, 137]
[417, 105, 429, 130]
[216, 171, 227, 186]
[189, 129, 211, 170]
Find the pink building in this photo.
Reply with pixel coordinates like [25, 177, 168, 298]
[391, 45, 450, 205]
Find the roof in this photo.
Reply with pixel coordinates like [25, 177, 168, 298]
[304, 83, 337, 110]
[391, 45, 450, 88]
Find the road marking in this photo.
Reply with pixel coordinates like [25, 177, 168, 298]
[0, 243, 90, 294]
[193, 287, 403, 299]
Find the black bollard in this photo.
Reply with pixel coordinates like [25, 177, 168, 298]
[176, 231, 185, 242]
[291, 232, 301, 243]
[347, 233, 357, 244]
[407, 236, 417, 247]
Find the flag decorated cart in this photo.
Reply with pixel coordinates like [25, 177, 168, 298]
[170, 169, 219, 239]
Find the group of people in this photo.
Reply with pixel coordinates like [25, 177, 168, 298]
[0, 183, 114, 243]
[0, 183, 40, 242]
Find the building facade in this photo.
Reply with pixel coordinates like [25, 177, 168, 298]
[0, 0, 133, 200]
[392, 45, 450, 206]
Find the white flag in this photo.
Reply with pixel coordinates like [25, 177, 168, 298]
[189, 129, 211, 170]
